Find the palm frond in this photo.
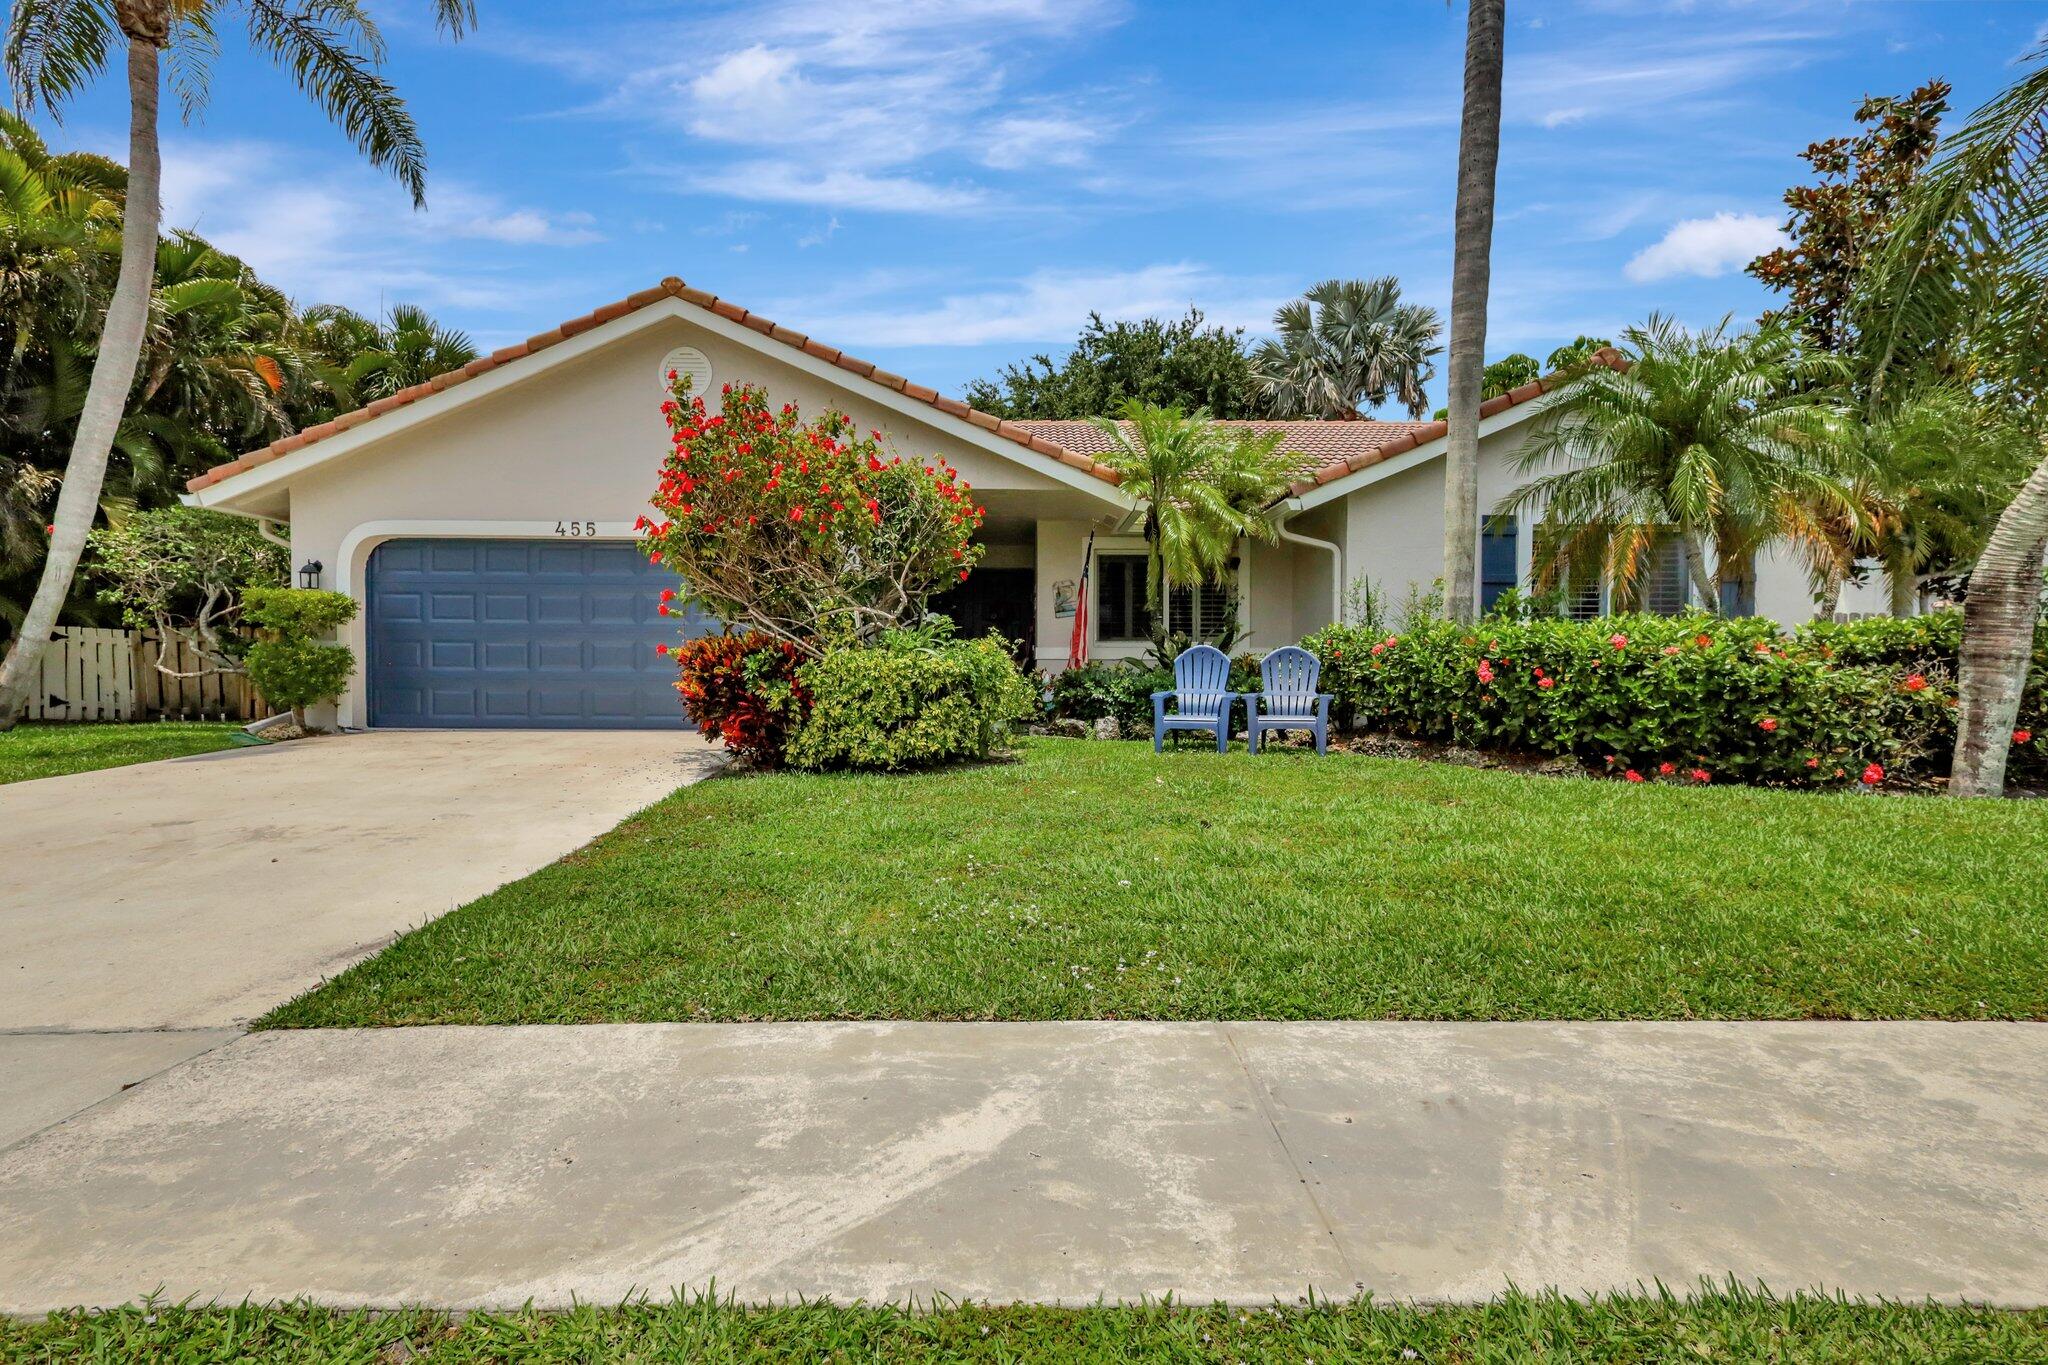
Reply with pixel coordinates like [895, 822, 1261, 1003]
[243, 0, 428, 206]
[4, 0, 115, 116]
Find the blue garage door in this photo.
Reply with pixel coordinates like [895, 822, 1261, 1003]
[367, 538, 712, 729]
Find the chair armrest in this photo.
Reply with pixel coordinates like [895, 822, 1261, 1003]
[1148, 691, 1173, 701]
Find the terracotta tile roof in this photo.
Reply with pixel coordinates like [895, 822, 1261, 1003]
[1014, 418, 1437, 481]
[1278, 347, 1628, 497]
[186, 277, 1124, 495]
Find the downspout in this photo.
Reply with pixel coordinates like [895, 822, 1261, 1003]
[1274, 500, 1343, 627]
[255, 517, 290, 551]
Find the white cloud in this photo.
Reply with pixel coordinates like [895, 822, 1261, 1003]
[981, 114, 1099, 170]
[516, 0, 1122, 214]
[1623, 212, 1787, 283]
[154, 138, 602, 314]
[1540, 107, 1588, 129]
[683, 160, 989, 214]
[782, 262, 1286, 348]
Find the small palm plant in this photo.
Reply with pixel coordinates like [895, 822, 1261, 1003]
[301, 302, 479, 411]
[0, 0, 478, 729]
[1089, 400, 1294, 655]
[1501, 314, 1861, 613]
[1250, 278, 1442, 420]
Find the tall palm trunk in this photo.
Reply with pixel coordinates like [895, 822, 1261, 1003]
[1951, 441, 2048, 797]
[1441, 0, 1505, 624]
[0, 28, 162, 729]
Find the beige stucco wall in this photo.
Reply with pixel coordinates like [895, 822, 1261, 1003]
[273, 312, 1111, 726]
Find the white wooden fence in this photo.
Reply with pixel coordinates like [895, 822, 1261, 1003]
[13, 626, 270, 722]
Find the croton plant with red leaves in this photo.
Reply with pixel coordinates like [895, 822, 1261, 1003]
[669, 631, 805, 762]
[638, 377, 986, 655]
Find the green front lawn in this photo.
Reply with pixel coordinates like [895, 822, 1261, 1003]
[263, 738, 2048, 1026]
[0, 721, 244, 785]
[6, 1289, 2044, 1363]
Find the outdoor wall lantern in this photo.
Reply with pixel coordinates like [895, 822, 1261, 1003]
[298, 560, 323, 590]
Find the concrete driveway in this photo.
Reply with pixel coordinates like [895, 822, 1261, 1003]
[0, 729, 721, 1145]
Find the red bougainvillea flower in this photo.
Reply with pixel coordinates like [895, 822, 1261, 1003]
[1608, 633, 1628, 649]
[1624, 769, 1644, 783]
[1689, 768, 1711, 783]
[659, 588, 676, 602]
[655, 643, 669, 655]
[1659, 761, 1676, 775]
[1862, 763, 1884, 786]
[2017, 730, 2035, 745]
[657, 603, 670, 616]
[1758, 716, 1778, 732]
[1475, 660, 1495, 684]
[1903, 673, 1928, 692]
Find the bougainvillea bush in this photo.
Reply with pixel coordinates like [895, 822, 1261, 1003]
[670, 632, 805, 764]
[1302, 611, 2043, 789]
[784, 627, 1037, 771]
[638, 378, 985, 653]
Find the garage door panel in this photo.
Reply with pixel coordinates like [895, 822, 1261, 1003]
[482, 593, 529, 622]
[368, 537, 696, 729]
[429, 593, 477, 622]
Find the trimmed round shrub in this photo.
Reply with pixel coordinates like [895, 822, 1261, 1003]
[786, 631, 1036, 771]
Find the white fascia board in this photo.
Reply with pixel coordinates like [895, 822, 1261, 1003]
[1286, 400, 1547, 513]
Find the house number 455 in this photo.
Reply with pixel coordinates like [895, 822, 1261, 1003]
[554, 520, 598, 537]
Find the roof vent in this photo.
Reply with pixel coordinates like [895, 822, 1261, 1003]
[659, 345, 713, 399]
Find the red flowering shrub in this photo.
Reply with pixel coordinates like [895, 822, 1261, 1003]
[1302, 612, 1975, 788]
[638, 378, 986, 653]
[670, 632, 805, 763]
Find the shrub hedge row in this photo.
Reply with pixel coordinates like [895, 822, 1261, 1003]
[1296, 610, 2043, 787]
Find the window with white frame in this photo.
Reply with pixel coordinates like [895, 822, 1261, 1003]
[1095, 553, 1234, 641]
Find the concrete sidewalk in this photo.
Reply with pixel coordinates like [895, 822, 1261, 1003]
[2, 1021, 2043, 1312]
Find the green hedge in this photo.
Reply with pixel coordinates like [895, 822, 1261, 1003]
[1047, 653, 1264, 735]
[786, 631, 1037, 771]
[1304, 610, 2045, 787]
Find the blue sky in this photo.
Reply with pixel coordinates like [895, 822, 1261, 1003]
[54, 0, 2045, 410]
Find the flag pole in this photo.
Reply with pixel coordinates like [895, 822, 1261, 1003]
[1067, 529, 1095, 671]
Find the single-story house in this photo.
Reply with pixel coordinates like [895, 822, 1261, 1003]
[183, 277, 1891, 730]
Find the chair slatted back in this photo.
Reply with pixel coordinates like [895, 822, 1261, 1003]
[1261, 646, 1322, 715]
[1173, 644, 1233, 719]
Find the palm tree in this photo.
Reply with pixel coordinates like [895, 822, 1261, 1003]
[0, 0, 478, 729]
[1441, 0, 1506, 624]
[1863, 46, 2048, 796]
[1501, 315, 1860, 613]
[1089, 400, 1294, 654]
[1249, 278, 1442, 420]
[1847, 389, 2035, 617]
[302, 301, 477, 412]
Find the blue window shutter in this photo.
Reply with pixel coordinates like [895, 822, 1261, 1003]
[1480, 517, 1519, 612]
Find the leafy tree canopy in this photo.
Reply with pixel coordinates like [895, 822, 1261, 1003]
[962, 309, 1260, 419]
[1747, 79, 1951, 359]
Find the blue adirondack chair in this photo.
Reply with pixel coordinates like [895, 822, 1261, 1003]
[1151, 643, 1237, 753]
[1246, 645, 1334, 755]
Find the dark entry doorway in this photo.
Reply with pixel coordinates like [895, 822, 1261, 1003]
[930, 567, 1034, 658]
